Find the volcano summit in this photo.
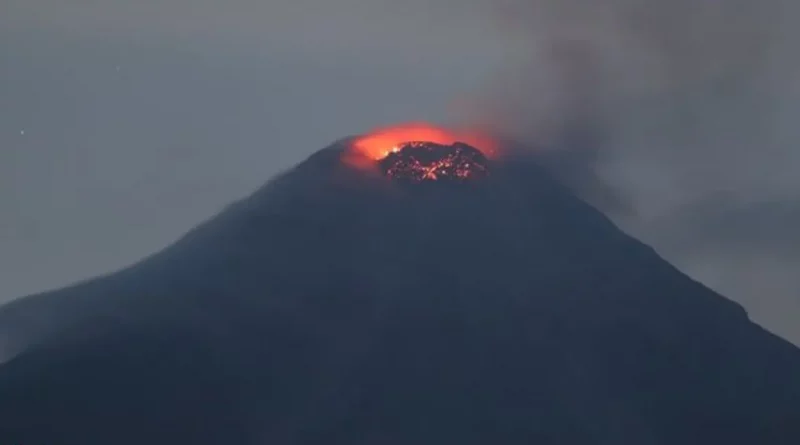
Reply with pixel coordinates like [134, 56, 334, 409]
[378, 141, 490, 183]
[0, 133, 799, 445]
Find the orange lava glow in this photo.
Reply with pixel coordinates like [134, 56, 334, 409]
[348, 122, 499, 165]
[379, 141, 490, 183]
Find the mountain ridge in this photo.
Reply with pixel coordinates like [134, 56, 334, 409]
[1, 139, 798, 444]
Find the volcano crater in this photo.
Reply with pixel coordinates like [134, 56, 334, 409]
[377, 141, 490, 183]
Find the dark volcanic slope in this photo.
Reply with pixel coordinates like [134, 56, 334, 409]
[1, 140, 799, 445]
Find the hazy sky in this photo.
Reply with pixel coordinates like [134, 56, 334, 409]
[2, 1, 799, 343]
[1, 0, 507, 296]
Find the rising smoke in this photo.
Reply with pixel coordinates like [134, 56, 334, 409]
[454, 0, 800, 341]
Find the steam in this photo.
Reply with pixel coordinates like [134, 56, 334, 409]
[457, 0, 800, 341]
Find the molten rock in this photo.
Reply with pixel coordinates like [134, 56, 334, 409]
[378, 141, 490, 183]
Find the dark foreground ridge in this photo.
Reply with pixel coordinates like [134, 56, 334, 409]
[1, 139, 799, 445]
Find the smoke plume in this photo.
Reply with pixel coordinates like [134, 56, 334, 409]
[451, 0, 800, 342]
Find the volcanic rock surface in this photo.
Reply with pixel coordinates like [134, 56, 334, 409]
[0, 138, 799, 445]
[378, 141, 490, 183]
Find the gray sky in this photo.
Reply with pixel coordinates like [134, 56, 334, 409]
[2, 1, 799, 343]
[1, 0, 505, 297]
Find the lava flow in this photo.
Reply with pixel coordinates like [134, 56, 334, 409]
[345, 122, 498, 182]
[379, 141, 490, 183]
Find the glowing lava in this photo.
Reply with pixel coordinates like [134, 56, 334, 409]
[350, 122, 497, 158]
[344, 122, 499, 179]
[379, 141, 490, 183]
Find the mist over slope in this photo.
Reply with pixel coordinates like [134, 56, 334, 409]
[1, 139, 799, 444]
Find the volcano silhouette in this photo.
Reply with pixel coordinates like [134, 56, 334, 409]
[1, 139, 799, 445]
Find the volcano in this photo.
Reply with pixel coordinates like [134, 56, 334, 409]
[1, 136, 799, 445]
